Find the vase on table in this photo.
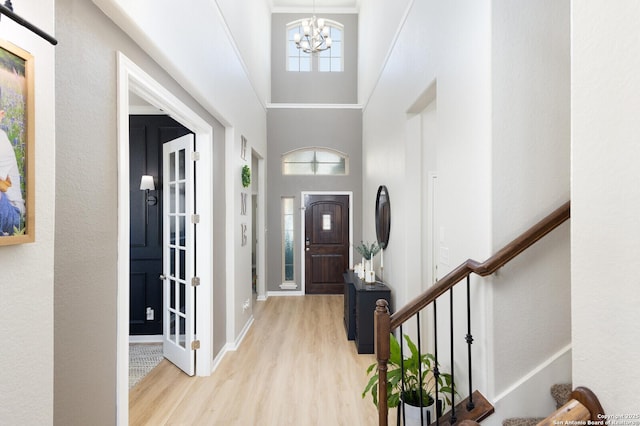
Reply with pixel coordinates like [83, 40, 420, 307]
[364, 259, 375, 283]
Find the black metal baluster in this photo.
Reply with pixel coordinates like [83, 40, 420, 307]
[450, 287, 457, 423]
[433, 300, 440, 426]
[466, 275, 475, 411]
[416, 312, 424, 425]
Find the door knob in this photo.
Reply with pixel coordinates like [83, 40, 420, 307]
[159, 274, 166, 280]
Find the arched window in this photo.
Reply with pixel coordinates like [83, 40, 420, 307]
[282, 147, 348, 175]
[286, 19, 344, 72]
[317, 23, 343, 72]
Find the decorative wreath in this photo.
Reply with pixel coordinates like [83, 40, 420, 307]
[241, 165, 251, 188]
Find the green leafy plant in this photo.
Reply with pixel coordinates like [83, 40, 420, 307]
[362, 333, 455, 409]
[241, 165, 251, 188]
[355, 240, 381, 260]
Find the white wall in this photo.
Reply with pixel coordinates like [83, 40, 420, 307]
[357, 0, 412, 106]
[217, 0, 271, 104]
[490, 0, 571, 410]
[362, 0, 572, 415]
[0, 2, 56, 424]
[93, 0, 268, 344]
[362, 0, 493, 398]
[54, 0, 267, 422]
[572, 1, 640, 411]
[94, 0, 269, 133]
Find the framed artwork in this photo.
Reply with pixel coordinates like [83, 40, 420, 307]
[0, 39, 34, 245]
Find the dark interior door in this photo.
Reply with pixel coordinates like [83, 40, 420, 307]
[129, 115, 191, 335]
[305, 194, 350, 294]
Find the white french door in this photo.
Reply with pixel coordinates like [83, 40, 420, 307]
[162, 134, 196, 376]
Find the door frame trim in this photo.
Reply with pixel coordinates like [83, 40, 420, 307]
[116, 52, 213, 424]
[300, 191, 353, 294]
[251, 149, 267, 302]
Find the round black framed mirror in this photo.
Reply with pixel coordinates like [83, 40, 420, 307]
[375, 185, 391, 249]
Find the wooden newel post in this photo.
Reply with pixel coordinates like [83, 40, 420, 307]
[374, 299, 391, 426]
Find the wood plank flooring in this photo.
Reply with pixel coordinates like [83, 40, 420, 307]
[130, 295, 394, 425]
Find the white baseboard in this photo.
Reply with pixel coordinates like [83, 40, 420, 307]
[211, 343, 231, 373]
[210, 315, 255, 374]
[230, 315, 254, 351]
[482, 344, 572, 426]
[256, 294, 268, 301]
[267, 290, 304, 297]
[279, 282, 298, 290]
[129, 335, 162, 343]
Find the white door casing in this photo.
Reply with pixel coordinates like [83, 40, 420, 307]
[117, 52, 215, 424]
[162, 134, 196, 375]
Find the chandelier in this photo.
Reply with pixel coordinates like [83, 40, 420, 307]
[293, 5, 332, 54]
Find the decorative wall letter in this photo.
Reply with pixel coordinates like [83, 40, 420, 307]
[241, 223, 247, 246]
[240, 135, 247, 160]
[240, 193, 247, 215]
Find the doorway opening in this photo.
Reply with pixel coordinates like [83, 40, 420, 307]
[251, 149, 266, 301]
[129, 114, 191, 341]
[128, 113, 192, 389]
[406, 82, 438, 354]
[116, 52, 214, 425]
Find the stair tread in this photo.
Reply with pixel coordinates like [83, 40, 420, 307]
[427, 390, 494, 426]
[551, 383, 572, 408]
[503, 417, 546, 426]
[502, 383, 574, 426]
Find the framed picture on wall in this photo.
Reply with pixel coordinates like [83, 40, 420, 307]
[0, 39, 35, 245]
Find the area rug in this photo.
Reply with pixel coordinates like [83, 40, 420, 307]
[129, 343, 163, 389]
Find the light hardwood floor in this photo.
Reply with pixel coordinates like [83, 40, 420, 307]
[130, 295, 394, 425]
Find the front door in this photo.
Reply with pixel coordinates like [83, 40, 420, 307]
[304, 194, 350, 294]
[162, 134, 196, 375]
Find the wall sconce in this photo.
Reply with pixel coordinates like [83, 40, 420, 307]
[139, 175, 157, 224]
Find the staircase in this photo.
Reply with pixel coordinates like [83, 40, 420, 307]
[503, 384, 572, 426]
[372, 202, 571, 426]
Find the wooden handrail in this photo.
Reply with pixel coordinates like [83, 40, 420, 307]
[390, 201, 570, 329]
[375, 201, 570, 426]
[570, 386, 605, 420]
[537, 386, 604, 425]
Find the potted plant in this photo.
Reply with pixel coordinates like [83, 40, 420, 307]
[363, 333, 455, 424]
[355, 240, 381, 261]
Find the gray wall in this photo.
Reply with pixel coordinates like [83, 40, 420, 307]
[269, 12, 362, 293]
[54, 1, 226, 423]
[271, 13, 358, 104]
[266, 108, 362, 292]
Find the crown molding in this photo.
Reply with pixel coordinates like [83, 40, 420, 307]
[267, 103, 363, 109]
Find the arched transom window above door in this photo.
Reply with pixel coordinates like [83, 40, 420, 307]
[282, 147, 349, 175]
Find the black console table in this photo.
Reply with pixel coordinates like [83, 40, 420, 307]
[343, 270, 391, 354]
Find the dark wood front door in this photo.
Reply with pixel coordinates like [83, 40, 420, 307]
[305, 194, 350, 294]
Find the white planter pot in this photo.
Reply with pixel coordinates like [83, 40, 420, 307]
[401, 401, 434, 426]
